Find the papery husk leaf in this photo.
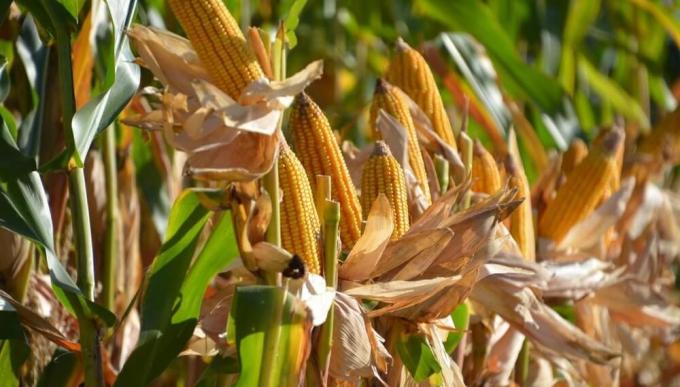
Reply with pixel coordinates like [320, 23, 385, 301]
[374, 229, 454, 281]
[590, 280, 680, 329]
[541, 258, 623, 299]
[470, 276, 618, 364]
[329, 292, 390, 383]
[401, 90, 466, 181]
[483, 319, 525, 385]
[239, 60, 323, 108]
[339, 195, 393, 281]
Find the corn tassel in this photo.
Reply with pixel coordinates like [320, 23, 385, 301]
[561, 138, 588, 177]
[361, 141, 410, 240]
[386, 38, 457, 149]
[168, 0, 264, 99]
[289, 92, 363, 248]
[279, 145, 321, 274]
[471, 140, 501, 195]
[369, 79, 431, 205]
[539, 129, 623, 243]
[504, 155, 535, 261]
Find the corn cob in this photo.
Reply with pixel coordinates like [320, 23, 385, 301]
[278, 145, 321, 274]
[538, 129, 623, 243]
[504, 155, 535, 261]
[471, 140, 502, 195]
[561, 138, 588, 177]
[386, 38, 457, 149]
[369, 79, 432, 205]
[289, 92, 363, 248]
[361, 142, 410, 240]
[168, 0, 264, 100]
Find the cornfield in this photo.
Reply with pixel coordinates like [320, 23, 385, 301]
[1, 0, 680, 386]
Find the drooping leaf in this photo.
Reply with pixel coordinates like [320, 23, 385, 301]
[578, 55, 650, 129]
[0, 340, 29, 387]
[16, 15, 49, 159]
[282, 0, 308, 48]
[71, 0, 140, 165]
[116, 191, 212, 385]
[397, 334, 442, 382]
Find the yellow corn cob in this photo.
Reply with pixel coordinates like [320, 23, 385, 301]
[369, 79, 431, 205]
[561, 138, 588, 177]
[386, 38, 457, 149]
[168, 0, 264, 99]
[538, 129, 623, 243]
[361, 142, 410, 240]
[504, 155, 535, 261]
[279, 145, 321, 274]
[289, 92, 363, 248]
[471, 140, 502, 195]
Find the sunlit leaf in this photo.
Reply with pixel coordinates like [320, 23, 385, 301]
[397, 334, 442, 382]
[71, 0, 140, 165]
[578, 55, 650, 129]
[116, 191, 213, 385]
[228, 286, 312, 387]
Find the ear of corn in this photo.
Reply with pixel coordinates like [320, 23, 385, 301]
[471, 140, 501, 195]
[504, 155, 535, 261]
[361, 141, 410, 240]
[386, 38, 457, 149]
[561, 138, 588, 177]
[168, 0, 264, 99]
[538, 129, 623, 243]
[638, 107, 680, 162]
[279, 145, 321, 274]
[289, 93, 363, 248]
[370, 79, 432, 205]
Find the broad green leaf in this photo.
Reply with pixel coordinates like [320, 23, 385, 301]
[0, 124, 115, 327]
[559, 0, 601, 94]
[16, 16, 49, 159]
[228, 286, 312, 387]
[629, 0, 680, 49]
[131, 130, 170, 237]
[71, 0, 140, 165]
[282, 0, 308, 48]
[578, 55, 650, 129]
[0, 340, 29, 387]
[56, 0, 84, 20]
[36, 349, 78, 387]
[397, 334, 442, 382]
[116, 191, 211, 386]
[173, 213, 238, 321]
[0, 118, 36, 180]
[444, 302, 469, 353]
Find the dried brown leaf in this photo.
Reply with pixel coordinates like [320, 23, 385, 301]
[339, 195, 393, 281]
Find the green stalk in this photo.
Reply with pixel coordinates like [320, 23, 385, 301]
[515, 340, 531, 385]
[101, 124, 118, 312]
[259, 280, 288, 387]
[263, 23, 287, 250]
[459, 132, 474, 209]
[52, 18, 103, 387]
[317, 199, 340, 382]
[434, 154, 450, 195]
[259, 22, 288, 387]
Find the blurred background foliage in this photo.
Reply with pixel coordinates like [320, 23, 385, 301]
[134, 0, 680, 181]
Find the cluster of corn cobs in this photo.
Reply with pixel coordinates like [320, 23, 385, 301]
[153, 0, 680, 385]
